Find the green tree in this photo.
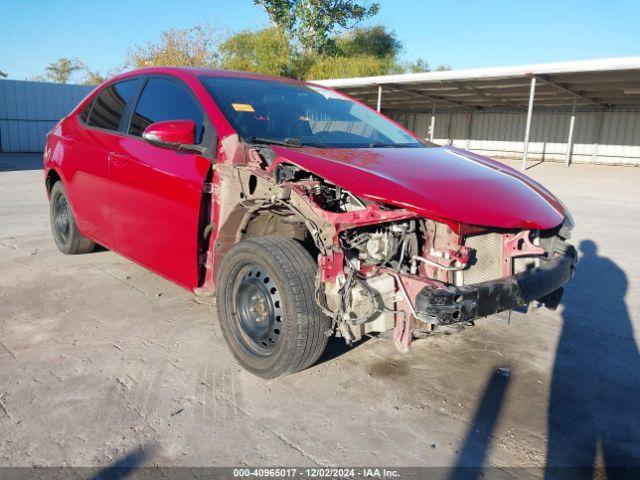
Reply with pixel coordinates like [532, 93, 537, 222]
[406, 58, 430, 73]
[435, 64, 452, 71]
[218, 25, 403, 80]
[127, 23, 220, 69]
[305, 54, 402, 80]
[254, 0, 380, 54]
[0, 70, 7, 78]
[305, 25, 404, 79]
[44, 58, 83, 84]
[219, 28, 293, 77]
[335, 25, 401, 58]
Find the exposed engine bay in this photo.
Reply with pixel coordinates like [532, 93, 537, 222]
[201, 137, 577, 353]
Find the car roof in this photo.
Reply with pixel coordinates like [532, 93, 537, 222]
[110, 66, 309, 87]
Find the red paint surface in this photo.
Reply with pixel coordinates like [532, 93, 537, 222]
[142, 120, 196, 145]
[45, 67, 566, 292]
[270, 145, 564, 230]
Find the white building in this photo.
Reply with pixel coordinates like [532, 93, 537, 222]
[314, 57, 640, 168]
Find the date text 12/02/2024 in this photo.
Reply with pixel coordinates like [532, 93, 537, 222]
[233, 468, 401, 478]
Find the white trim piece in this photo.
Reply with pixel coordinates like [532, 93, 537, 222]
[311, 57, 640, 88]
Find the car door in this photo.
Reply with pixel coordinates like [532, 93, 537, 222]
[108, 76, 213, 289]
[67, 78, 141, 246]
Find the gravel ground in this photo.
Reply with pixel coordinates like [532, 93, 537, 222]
[1, 154, 639, 476]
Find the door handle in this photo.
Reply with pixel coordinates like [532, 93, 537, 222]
[109, 152, 130, 167]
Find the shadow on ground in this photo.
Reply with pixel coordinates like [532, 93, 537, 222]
[315, 336, 371, 366]
[449, 240, 640, 479]
[449, 367, 511, 480]
[545, 240, 640, 478]
[91, 443, 157, 480]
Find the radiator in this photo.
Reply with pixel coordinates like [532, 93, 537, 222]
[463, 233, 504, 285]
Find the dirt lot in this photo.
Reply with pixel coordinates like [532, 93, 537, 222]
[1, 153, 639, 475]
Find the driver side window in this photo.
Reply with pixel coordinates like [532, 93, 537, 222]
[128, 78, 204, 143]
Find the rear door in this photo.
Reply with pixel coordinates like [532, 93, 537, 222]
[108, 76, 213, 289]
[68, 78, 142, 246]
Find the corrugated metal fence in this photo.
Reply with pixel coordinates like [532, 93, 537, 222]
[0, 79, 92, 152]
[391, 110, 640, 166]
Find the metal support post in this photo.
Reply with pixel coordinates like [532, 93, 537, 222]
[466, 112, 473, 150]
[429, 103, 436, 142]
[522, 77, 537, 170]
[565, 98, 577, 167]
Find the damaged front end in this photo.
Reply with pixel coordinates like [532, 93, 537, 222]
[207, 138, 577, 354]
[324, 214, 576, 353]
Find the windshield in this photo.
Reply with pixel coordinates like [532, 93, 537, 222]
[200, 76, 426, 148]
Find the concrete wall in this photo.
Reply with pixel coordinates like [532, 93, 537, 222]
[391, 109, 640, 166]
[0, 79, 93, 153]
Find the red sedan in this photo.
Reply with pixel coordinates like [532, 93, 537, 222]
[44, 67, 576, 378]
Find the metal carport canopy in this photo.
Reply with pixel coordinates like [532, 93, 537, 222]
[311, 57, 640, 111]
[311, 57, 640, 169]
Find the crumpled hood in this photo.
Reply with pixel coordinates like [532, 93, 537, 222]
[270, 145, 565, 230]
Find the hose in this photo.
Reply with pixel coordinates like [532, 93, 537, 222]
[412, 255, 467, 272]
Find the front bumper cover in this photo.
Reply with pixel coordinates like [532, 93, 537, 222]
[415, 244, 577, 325]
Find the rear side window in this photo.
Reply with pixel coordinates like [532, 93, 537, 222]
[79, 101, 93, 123]
[87, 79, 140, 131]
[128, 78, 204, 143]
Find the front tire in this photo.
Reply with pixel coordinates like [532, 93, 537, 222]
[49, 182, 95, 254]
[216, 237, 330, 378]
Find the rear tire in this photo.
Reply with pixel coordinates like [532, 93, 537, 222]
[49, 182, 95, 254]
[216, 237, 330, 378]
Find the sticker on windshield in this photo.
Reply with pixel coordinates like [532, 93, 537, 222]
[231, 103, 255, 112]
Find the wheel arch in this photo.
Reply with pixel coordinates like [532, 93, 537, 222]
[222, 204, 319, 259]
[45, 168, 62, 197]
[46, 169, 82, 230]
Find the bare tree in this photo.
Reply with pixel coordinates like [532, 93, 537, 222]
[127, 23, 221, 69]
[82, 69, 106, 86]
[44, 58, 84, 84]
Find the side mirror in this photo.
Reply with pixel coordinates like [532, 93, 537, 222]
[142, 120, 205, 154]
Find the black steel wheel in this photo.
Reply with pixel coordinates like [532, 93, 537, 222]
[216, 237, 330, 378]
[231, 263, 284, 355]
[53, 192, 71, 244]
[49, 181, 95, 254]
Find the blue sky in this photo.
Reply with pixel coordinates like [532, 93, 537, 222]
[1, 0, 639, 80]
